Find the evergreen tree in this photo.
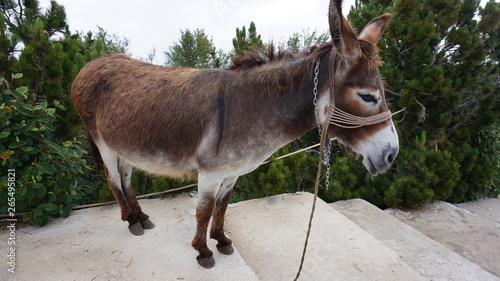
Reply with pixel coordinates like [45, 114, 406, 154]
[232, 21, 265, 55]
[0, 12, 17, 78]
[348, 0, 499, 205]
[40, 0, 66, 36]
[286, 28, 330, 53]
[87, 26, 130, 58]
[2, 0, 69, 103]
[15, 19, 65, 102]
[165, 28, 228, 68]
[0, 0, 136, 225]
[1, 0, 131, 138]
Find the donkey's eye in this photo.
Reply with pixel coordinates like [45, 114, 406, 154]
[359, 94, 377, 104]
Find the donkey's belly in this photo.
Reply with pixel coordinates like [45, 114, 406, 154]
[121, 152, 198, 180]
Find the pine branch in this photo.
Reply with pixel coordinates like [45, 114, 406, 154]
[385, 89, 401, 96]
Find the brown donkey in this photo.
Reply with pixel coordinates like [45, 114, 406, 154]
[71, 0, 397, 268]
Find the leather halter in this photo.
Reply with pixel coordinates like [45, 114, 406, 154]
[326, 53, 393, 129]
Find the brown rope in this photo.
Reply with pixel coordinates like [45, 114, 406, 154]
[293, 119, 331, 281]
[293, 51, 338, 281]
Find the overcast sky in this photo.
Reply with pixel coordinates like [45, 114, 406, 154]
[38, 0, 489, 65]
[38, 0, 356, 64]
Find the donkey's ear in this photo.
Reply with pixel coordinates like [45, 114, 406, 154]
[358, 13, 393, 46]
[329, 0, 361, 61]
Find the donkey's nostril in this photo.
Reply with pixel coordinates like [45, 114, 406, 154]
[387, 146, 399, 164]
[387, 153, 394, 164]
[384, 146, 398, 165]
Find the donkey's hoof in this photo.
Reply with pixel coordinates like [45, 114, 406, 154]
[128, 222, 145, 236]
[141, 218, 155, 229]
[197, 256, 215, 269]
[217, 244, 234, 255]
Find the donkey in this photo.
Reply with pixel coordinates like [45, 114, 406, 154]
[71, 0, 397, 268]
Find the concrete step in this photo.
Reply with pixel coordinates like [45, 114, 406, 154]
[225, 192, 425, 281]
[4, 192, 498, 281]
[386, 199, 500, 278]
[456, 197, 500, 225]
[332, 198, 499, 281]
[1, 195, 258, 281]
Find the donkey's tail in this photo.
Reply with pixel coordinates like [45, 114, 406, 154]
[86, 130, 103, 173]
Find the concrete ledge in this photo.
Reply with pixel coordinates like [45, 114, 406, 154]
[387, 200, 500, 278]
[5, 193, 496, 281]
[332, 199, 499, 281]
[457, 197, 500, 225]
[1, 195, 258, 281]
[226, 193, 424, 281]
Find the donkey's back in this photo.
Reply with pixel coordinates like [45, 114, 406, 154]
[72, 54, 226, 178]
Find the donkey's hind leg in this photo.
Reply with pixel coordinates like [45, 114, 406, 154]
[99, 147, 135, 232]
[210, 177, 237, 255]
[119, 160, 155, 235]
[99, 142, 152, 236]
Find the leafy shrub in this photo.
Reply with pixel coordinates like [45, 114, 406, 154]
[0, 74, 92, 226]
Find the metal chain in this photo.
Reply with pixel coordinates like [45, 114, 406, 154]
[312, 58, 332, 190]
[295, 56, 334, 281]
[313, 58, 322, 136]
[323, 138, 332, 189]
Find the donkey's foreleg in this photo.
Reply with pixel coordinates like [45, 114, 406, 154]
[191, 174, 221, 269]
[210, 177, 237, 255]
[119, 161, 155, 236]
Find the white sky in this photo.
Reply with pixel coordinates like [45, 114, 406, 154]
[38, 0, 489, 65]
[38, 0, 355, 64]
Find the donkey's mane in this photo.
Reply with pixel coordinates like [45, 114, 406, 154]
[227, 40, 381, 72]
[224, 43, 333, 96]
[228, 43, 333, 72]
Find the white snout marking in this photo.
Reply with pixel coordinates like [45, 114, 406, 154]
[356, 121, 399, 175]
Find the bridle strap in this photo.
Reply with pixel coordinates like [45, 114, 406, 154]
[328, 52, 337, 112]
[326, 52, 393, 129]
[330, 107, 392, 128]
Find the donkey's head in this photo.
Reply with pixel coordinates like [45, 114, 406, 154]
[324, 0, 398, 175]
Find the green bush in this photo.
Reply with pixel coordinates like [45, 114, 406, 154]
[91, 169, 198, 203]
[0, 74, 92, 226]
[460, 125, 500, 200]
[232, 144, 319, 202]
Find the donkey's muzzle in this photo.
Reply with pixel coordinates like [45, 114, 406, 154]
[364, 144, 398, 175]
